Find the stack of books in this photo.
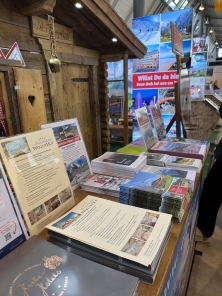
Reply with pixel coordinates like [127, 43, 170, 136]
[46, 195, 172, 285]
[0, 235, 139, 296]
[80, 174, 130, 197]
[149, 140, 207, 160]
[165, 156, 202, 173]
[91, 152, 147, 178]
[141, 165, 196, 191]
[142, 152, 169, 166]
[119, 171, 191, 223]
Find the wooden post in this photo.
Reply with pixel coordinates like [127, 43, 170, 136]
[174, 82, 181, 138]
[88, 65, 102, 156]
[123, 53, 129, 146]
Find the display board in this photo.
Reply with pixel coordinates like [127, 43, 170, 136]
[41, 118, 92, 191]
[132, 8, 193, 132]
[0, 129, 75, 236]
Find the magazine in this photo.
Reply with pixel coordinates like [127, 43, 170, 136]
[165, 156, 202, 172]
[149, 140, 206, 160]
[135, 107, 155, 150]
[41, 118, 92, 190]
[0, 129, 75, 236]
[149, 104, 166, 140]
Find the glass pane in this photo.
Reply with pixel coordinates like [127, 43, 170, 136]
[107, 60, 123, 81]
[174, 0, 180, 4]
[181, 0, 188, 9]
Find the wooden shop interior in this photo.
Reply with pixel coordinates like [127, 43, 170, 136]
[0, 0, 222, 296]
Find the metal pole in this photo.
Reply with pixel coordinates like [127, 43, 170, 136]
[133, 0, 145, 18]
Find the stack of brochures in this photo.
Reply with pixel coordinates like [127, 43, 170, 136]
[46, 195, 172, 285]
[142, 152, 169, 166]
[165, 156, 202, 173]
[91, 152, 147, 178]
[119, 171, 191, 223]
[80, 174, 131, 197]
[141, 165, 196, 191]
[160, 178, 190, 224]
[0, 235, 139, 296]
[164, 137, 210, 150]
[149, 140, 207, 160]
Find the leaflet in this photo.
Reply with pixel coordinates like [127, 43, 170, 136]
[0, 162, 28, 259]
[135, 107, 155, 150]
[41, 118, 92, 190]
[0, 129, 75, 236]
[46, 195, 172, 267]
[149, 104, 166, 141]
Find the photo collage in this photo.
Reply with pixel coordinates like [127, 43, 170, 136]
[122, 212, 159, 256]
[190, 37, 209, 100]
[132, 8, 193, 137]
[27, 187, 72, 226]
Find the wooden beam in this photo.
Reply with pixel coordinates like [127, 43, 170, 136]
[38, 41, 60, 121]
[123, 53, 129, 146]
[58, 52, 99, 66]
[0, 59, 21, 67]
[100, 54, 123, 63]
[88, 65, 102, 157]
[19, 0, 56, 16]
[4, 70, 22, 134]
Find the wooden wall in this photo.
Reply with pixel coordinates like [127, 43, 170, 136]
[0, 1, 103, 159]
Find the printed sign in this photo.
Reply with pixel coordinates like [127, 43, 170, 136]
[0, 49, 5, 59]
[171, 22, 184, 57]
[6, 42, 26, 67]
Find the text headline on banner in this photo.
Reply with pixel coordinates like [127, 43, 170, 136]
[133, 71, 179, 89]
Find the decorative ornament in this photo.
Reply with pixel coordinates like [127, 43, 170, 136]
[43, 255, 63, 269]
[48, 15, 61, 73]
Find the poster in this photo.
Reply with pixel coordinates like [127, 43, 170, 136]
[41, 118, 92, 190]
[171, 22, 184, 57]
[135, 107, 155, 149]
[190, 37, 209, 100]
[47, 195, 172, 267]
[0, 162, 28, 259]
[132, 8, 193, 136]
[0, 129, 75, 236]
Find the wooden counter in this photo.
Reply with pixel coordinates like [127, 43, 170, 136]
[39, 172, 201, 296]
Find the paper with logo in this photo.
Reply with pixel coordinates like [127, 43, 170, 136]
[1, 236, 139, 296]
[46, 195, 172, 267]
[0, 162, 28, 259]
[135, 107, 155, 150]
[41, 118, 92, 190]
[0, 129, 75, 236]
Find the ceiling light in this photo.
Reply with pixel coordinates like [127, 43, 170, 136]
[199, 1, 205, 10]
[112, 37, 118, 42]
[215, 40, 219, 45]
[74, 2, 83, 8]
[205, 17, 209, 25]
[209, 27, 214, 33]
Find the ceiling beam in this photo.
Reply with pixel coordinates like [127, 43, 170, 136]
[19, 0, 56, 15]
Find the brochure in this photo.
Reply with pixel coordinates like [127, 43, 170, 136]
[41, 118, 92, 190]
[0, 129, 75, 236]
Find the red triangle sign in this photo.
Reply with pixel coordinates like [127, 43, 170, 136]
[6, 42, 26, 67]
[0, 49, 5, 59]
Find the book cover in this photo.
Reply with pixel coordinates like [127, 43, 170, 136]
[0, 235, 139, 296]
[102, 153, 139, 166]
[41, 118, 93, 191]
[149, 141, 206, 160]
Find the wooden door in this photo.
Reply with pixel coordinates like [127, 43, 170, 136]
[55, 64, 94, 160]
[13, 68, 47, 133]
